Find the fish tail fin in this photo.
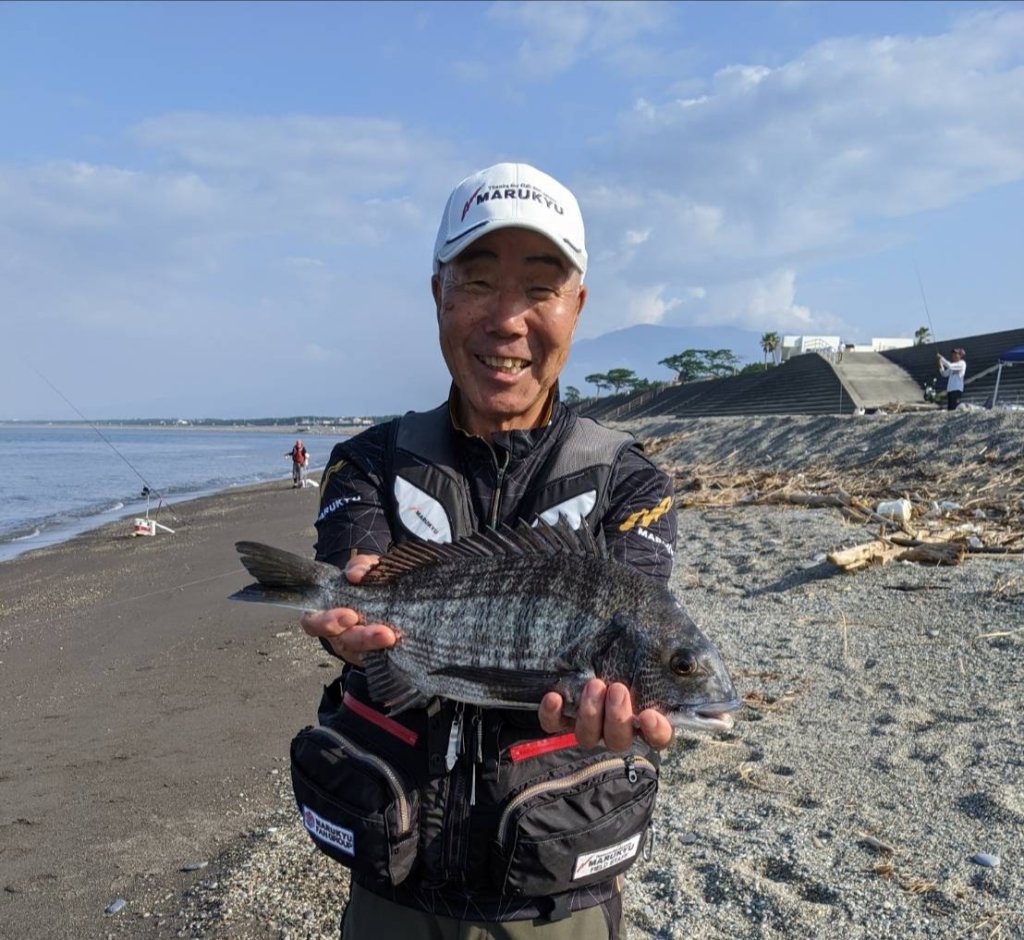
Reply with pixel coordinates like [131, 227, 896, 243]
[231, 540, 346, 610]
[363, 650, 431, 715]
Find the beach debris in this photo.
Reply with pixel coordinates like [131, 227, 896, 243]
[104, 898, 126, 915]
[876, 498, 912, 524]
[858, 831, 897, 855]
[971, 852, 1001, 868]
[231, 518, 740, 731]
[181, 861, 209, 872]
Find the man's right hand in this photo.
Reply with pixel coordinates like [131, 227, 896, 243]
[300, 553, 397, 665]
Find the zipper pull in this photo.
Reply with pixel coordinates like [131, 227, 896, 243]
[470, 762, 477, 806]
[624, 755, 638, 783]
[445, 705, 464, 772]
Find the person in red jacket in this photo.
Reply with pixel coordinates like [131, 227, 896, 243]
[287, 439, 308, 488]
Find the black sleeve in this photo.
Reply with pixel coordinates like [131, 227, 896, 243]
[313, 422, 396, 567]
[600, 444, 677, 583]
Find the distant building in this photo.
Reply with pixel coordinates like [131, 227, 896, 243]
[781, 334, 913, 362]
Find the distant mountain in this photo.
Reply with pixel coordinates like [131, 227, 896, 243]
[563, 324, 765, 395]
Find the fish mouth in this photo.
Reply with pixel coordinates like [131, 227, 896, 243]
[668, 698, 742, 734]
[477, 354, 531, 375]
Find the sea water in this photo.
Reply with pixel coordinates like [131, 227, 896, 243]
[0, 425, 344, 563]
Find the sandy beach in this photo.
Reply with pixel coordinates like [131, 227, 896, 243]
[2, 412, 1022, 939]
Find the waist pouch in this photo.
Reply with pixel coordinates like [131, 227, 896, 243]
[290, 721, 420, 886]
[290, 673, 659, 898]
[488, 746, 658, 896]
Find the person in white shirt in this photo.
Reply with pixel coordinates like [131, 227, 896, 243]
[936, 347, 967, 411]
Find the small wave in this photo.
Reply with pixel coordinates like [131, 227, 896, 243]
[103, 501, 126, 513]
[12, 527, 42, 542]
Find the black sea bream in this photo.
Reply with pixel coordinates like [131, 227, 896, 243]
[231, 520, 740, 732]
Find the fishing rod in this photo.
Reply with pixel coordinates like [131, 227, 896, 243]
[913, 261, 936, 341]
[29, 365, 180, 522]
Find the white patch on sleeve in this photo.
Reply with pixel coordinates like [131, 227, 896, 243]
[535, 490, 597, 529]
[302, 805, 354, 856]
[394, 476, 453, 543]
[572, 831, 642, 880]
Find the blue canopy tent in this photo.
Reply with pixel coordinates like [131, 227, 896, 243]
[992, 345, 1024, 405]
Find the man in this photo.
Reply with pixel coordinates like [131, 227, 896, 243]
[301, 163, 676, 938]
[937, 347, 967, 411]
[287, 439, 308, 488]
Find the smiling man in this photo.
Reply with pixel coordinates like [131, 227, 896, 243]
[301, 163, 678, 939]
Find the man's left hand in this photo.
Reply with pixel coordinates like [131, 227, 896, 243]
[538, 679, 673, 752]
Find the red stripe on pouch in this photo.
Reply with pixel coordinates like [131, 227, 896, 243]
[509, 732, 578, 763]
[342, 692, 419, 747]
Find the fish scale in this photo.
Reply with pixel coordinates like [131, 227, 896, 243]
[231, 518, 741, 732]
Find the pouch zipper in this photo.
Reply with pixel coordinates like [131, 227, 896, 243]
[310, 726, 412, 834]
[496, 754, 657, 847]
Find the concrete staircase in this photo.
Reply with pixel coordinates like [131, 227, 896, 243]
[830, 351, 927, 410]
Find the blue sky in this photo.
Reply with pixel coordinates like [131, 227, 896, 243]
[2, 1, 1022, 419]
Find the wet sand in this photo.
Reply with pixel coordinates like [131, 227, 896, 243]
[0, 480, 333, 939]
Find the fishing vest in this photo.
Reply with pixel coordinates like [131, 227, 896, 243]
[291, 404, 661, 922]
[384, 402, 634, 544]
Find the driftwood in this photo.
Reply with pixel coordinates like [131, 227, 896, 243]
[828, 540, 904, 571]
[666, 449, 1024, 571]
[894, 542, 966, 566]
[827, 537, 967, 570]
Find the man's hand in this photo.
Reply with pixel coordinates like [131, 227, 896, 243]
[538, 679, 674, 752]
[300, 553, 397, 666]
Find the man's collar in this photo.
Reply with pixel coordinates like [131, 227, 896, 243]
[446, 385, 559, 438]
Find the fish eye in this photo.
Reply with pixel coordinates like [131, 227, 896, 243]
[670, 651, 698, 676]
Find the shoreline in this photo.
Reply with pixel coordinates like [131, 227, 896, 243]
[0, 473, 322, 566]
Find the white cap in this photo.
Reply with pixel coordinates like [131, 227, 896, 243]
[433, 162, 587, 279]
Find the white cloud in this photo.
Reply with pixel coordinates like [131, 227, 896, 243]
[578, 7, 1024, 336]
[487, 0, 669, 80]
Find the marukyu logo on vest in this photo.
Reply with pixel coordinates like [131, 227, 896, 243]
[302, 805, 354, 856]
[394, 475, 453, 543]
[572, 832, 642, 880]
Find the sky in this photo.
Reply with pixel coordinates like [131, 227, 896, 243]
[2, 0, 1023, 420]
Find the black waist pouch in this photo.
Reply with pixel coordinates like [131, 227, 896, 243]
[486, 739, 659, 897]
[290, 676, 425, 887]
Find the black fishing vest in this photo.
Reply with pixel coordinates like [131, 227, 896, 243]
[384, 403, 634, 544]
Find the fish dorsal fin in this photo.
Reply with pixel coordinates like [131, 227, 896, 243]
[361, 515, 605, 585]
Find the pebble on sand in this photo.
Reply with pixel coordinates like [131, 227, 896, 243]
[104, 898, 126, 915]
[971, 853, 1001, 868]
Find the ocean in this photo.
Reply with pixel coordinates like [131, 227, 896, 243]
[0, 425, 344, 563]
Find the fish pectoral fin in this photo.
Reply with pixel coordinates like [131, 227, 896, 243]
[550, 671, 593, 717]
[363, 651, 431, 715]
[555, 613, 634, 665]
[429, 665, 557, 704]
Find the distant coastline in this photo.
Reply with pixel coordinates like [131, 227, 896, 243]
[0, 420, 383, 436]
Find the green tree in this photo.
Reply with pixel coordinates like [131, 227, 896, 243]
[604, 368, 639, 394]
[658, 350, 707, 384]
[706, 348, 741, 377]
[760, 331, 780, 368]
[585, 372, 611, 396]
[563, 385, 582, 405]
[914, 326, 931, 346]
